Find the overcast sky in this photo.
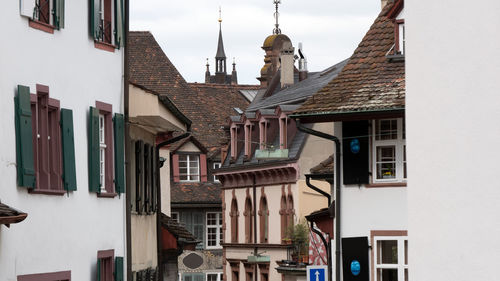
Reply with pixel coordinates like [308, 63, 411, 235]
[130, 0, 382, 85]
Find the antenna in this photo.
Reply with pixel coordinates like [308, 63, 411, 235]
[273, 0, 282, 35]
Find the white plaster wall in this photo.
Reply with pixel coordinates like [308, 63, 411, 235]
[0, 1, 125, 280]
[178, 142, 202, 153]
[406, 1, 500, 280]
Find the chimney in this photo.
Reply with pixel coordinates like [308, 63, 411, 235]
[298, 43, 308, 81]
[280, 42, 295, 88]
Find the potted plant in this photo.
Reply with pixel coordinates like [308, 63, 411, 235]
[287, 220, 309, 263]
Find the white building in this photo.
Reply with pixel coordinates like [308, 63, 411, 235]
[292, 1, 407, 280]
[0, 0, 126, 280]
[406, 0, 500, 280]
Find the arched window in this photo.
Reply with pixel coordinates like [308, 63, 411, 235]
[280, 192, 287, 240]
[287, 193, 294, 228]
[259, 195, 269, 243]
[230, 197, 239, 243]
[244, 196, 253, 243]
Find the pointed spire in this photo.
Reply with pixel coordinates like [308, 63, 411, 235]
[216, 7, 226, 59]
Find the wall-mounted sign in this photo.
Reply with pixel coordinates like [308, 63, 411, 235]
[350, 139, 360, 154]
[307, 265, 327, 281]
[350, 260, 361, 276]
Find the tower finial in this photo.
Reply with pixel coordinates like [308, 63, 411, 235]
[273, 0, 282, 35]
[218, 6, 222, 23]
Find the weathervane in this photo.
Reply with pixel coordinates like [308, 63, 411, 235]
[273, 0, 281, 35]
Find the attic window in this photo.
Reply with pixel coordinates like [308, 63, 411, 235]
[395, 20, 405, 55]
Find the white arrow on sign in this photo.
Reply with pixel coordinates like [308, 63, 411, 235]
[315, 270, 320, 281]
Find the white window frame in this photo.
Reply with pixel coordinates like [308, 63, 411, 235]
[398, 22, 405, 54]
[213, 162, 221, 182]
[206, 212, 223, 249]
[372, 118, 406, 183]
[206, 272, 223, 281]
[99, 114, 107, 192]
[373, 236, 408, 281]
[179, 154, 200, 182]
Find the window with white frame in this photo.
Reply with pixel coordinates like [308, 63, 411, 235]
[372, 119, 406, 182]
[179, 154, 200, 182]
[99, 114, 106, 191]
[206, 212, 223, 249]
[213, 162, 221, 182]
[206, 272, 223, 281]
[374, 236, 408, 281]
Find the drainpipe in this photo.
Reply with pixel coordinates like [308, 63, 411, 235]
[295, 120, 341, 281]
[124, 0, 131, 279]
[155, 131, 191, 280]
[305, 175, 331, 203]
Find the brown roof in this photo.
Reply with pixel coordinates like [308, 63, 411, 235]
[0, 202, 27, 226]
[129, 31, 258, 156]
[171, 182, 221, 204]
[310, 155, 334, 174]
[160, 213, 198, 243]
[187, 83, 258, 155]
[293, 2, 405, 117]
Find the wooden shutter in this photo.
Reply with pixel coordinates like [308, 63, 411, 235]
[114, 257, 124, 281]
[342, 121, 370, 185]
[88, 106, 100, 192]
[114, 113, 125, 194]
[15, 85, 36, 189]
[172, 154, 180, 182]
[114, 0, 125, 47]
[54, 0, 65, 29]
[200, 154, 207, 182]
[20, 0, 35, 17]
[143, 143, 150, 213]
[151, 146, 157, 213]
[96, 258, 101, 281]
[89, 0, 100, 39]
[342, 237, 369, 281]
[135, 140, 144, 213]
[193, 212, 204, 249]
[60, 108, 77, 191]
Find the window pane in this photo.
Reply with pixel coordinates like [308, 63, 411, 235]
[179, 154, 188, 161]
[189, 167, 199, 174]
[180, 175, 188, 181]
[377, 240, 398, 264]
[376, 146, 396, 179]
[179, 167, 187, 175]
[376, 119, 398, 140]
[190, 175, 199, 181]
[405, 240, 408, 265]
[377, 268, 398, 281]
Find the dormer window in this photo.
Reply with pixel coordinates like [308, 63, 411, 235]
[279, 116, 287, 149]
[179, 154, 200, 182]
[395, 20, 405, 55]
[244, 123, 252, 156]
[259, 120, 267, 150]
[230, 126, 237, 159]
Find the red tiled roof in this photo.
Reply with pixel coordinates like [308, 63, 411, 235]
[310, 155, 334, 175]
[129, 31, 258, 156]
[293, 2, 405, 116]
[171, 182, 221, 204]
[160, 213, 198, 242]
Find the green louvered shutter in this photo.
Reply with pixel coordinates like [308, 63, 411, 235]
[114, 0, 124, 47]
[61, 108, 77, 191]
[89, 0, 100, 39]
[114, 113, 125, 194]
[88, 106, 100, 192]
[96, 258, 101, 281]
[114, 257, 124, 281]
[15, 85, 36, 189]
[54, 0, 65, 29]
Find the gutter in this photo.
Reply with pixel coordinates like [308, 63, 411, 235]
[289, 108, 405, 123]
[294, 119, 341, 281]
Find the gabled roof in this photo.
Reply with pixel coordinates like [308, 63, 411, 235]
[310, 155, 334, 175]
[172, 135, 208, 154]
[292, 2, 405, 119]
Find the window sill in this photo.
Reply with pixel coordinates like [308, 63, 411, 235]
[29, 189, 66, 196]
[97, 192, 118, 198]
[94, 41, 116, 53]
[365, 182, 407, 188]
[29, 20, 55, 34]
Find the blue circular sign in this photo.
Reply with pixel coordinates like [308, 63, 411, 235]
[350, 139, 360, 154]
[351, 260, 361, 276]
